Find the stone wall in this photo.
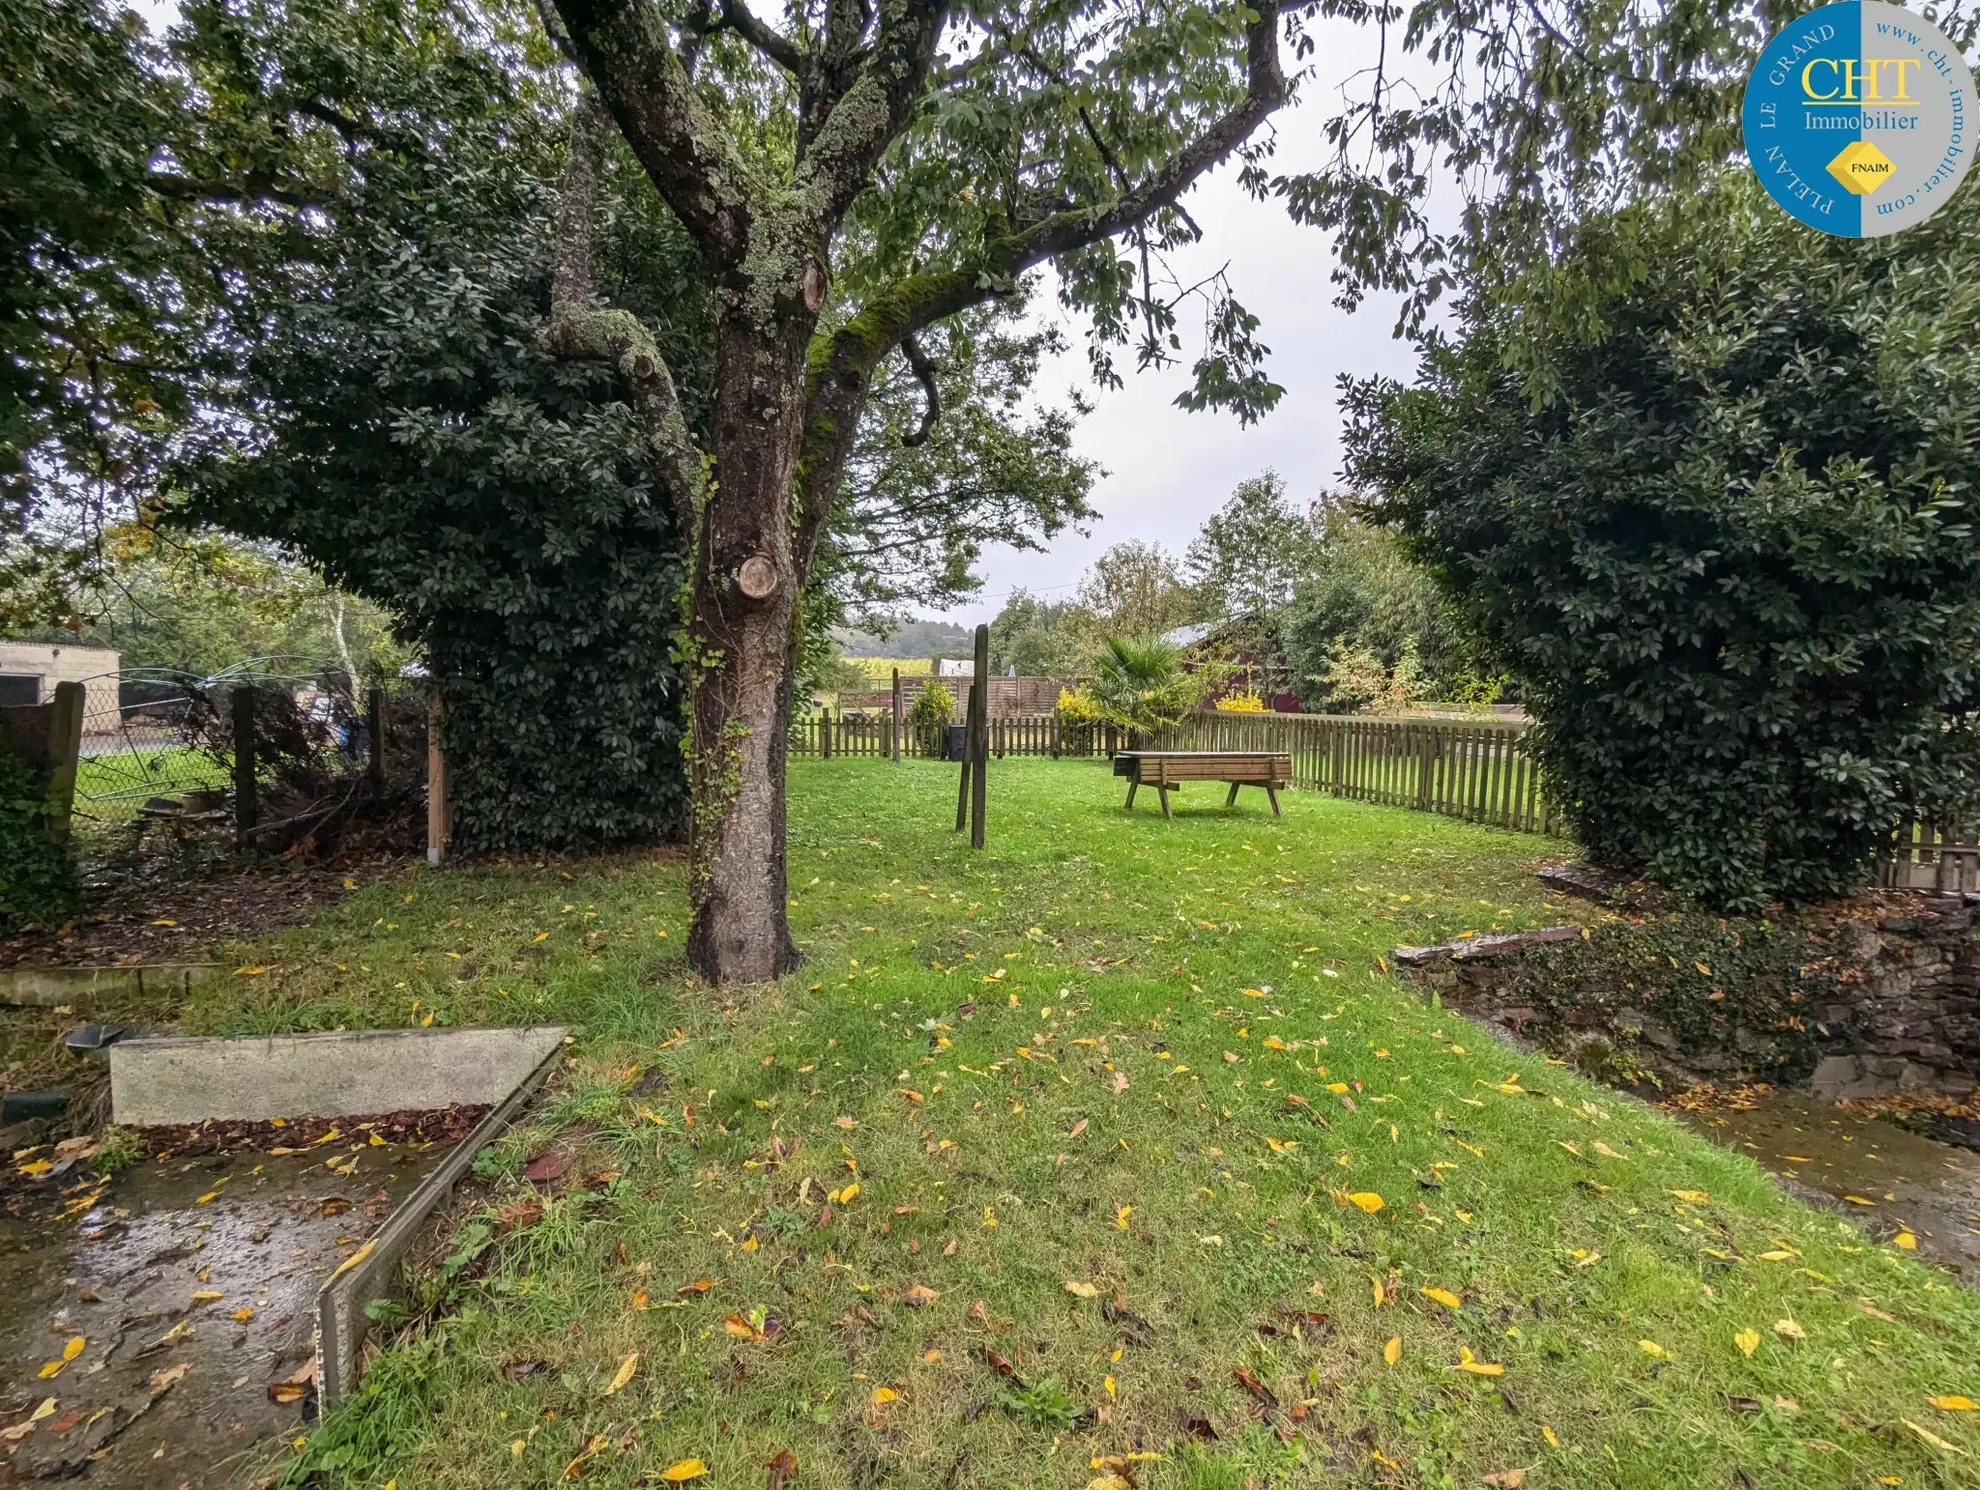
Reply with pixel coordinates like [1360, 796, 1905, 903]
[1396, 889, 1980, 1101]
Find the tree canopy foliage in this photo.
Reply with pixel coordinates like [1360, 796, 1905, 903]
[1350, 175, 1980, 909]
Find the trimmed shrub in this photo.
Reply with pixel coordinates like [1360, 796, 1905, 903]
[1349, 176, 1980, 911]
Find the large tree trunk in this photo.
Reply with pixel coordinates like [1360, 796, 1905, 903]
[684, 314, 814, 982]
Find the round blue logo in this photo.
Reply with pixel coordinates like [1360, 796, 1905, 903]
[1743, 1, 1975, 236]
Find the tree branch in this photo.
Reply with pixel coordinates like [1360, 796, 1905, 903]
[710, 0, 801, 72]
[789, 0, 948, 236]
[898, 334, 939, 448]
[551, 0, 753, 265]
[542, 89, 707, 536]
[792, 2, 1289, 569]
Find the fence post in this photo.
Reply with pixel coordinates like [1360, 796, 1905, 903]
[0, 681, 86, 842]
[820, 708, 833, 760]
[366, 686, 385, 786]
[891, 668, 902, 764]
[43, 681, 83, 841]
[233, 684, 258, 848]
[427, 694, 451, 866]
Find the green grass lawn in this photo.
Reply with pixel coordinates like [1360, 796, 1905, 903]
[73, 744, 230, 824]
[189, 759, 1980, 1488]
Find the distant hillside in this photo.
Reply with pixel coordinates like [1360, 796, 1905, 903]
[833, 620, 972, 658]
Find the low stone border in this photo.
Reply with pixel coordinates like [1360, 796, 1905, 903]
[315, 1039, 564, 1407]
[0, 963, 223, 1008]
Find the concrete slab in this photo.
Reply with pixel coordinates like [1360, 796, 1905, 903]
[109, 1025, 568, 1126]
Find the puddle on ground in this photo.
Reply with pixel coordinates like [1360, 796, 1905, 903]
[1672, 1088, 1980, 1276]
[1, 1136, 450, 1487]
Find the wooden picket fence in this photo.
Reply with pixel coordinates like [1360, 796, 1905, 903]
[788, 713, 1122, 760]
[1153, 711, 1556, 835]
[1877, 820, 1980, 892]
[791, 708, 1558, 835]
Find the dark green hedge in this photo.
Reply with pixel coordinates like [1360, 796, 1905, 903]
[0, 749, 77, 931]
[180, 169, 696, 852]
[1349, 177, 1980, 911]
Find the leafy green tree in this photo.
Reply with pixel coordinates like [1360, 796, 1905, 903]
[0, 0, 184, 628]
[1348, 175, 1980, 910]
[1281, 506, 1462, 712]
[1076, 542, 1201, 640]
[1183, 470, 1323, 618]
[815, 314, 1097, 624]
[542, 0, 1312, 980]
[988, 591, 1090, 679]
[174, 12, 703, 849]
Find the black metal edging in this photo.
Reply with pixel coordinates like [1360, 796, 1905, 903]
[313, 1030, 568, 1408]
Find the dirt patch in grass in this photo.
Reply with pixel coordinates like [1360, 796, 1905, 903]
[0, 860, 392, 969]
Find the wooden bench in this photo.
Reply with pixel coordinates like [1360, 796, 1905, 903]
[1111, 751, 1290, 818]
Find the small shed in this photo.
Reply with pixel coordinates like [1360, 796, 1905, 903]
[0, 641, 120, 729]
[1162, 615, 1300, 712]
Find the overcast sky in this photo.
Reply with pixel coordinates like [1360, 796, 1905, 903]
[941, 20, 1428, 625]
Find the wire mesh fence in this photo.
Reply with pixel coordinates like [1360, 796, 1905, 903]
[68, 660, 419, 850]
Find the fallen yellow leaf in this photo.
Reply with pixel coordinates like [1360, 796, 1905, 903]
[1383, 1336, 1401, 1365]
[1894, 1231, 1919, 1251]
[603, 1351, 639, 1396]
[1346, 1192, 1384, 1214]
[1064, 1280, 1099, 1299]
[1929, 1395, 1978, 1412]
[1541, 1425, 1560, 1448]
[1772, 1318, 1805, 1341]
[1457, 1346, 1503, 1376]
[1734, 1328, 1759, 1357]
[1420, 1287, 1462, 1309]
[872, 1386, 899, 1405]
[1638, 1340, 1666, 1359]
[1902, 1417, 1966, 1455]
[232, 1307, 255, 1322]
[1667, 1189, 1710, 1204]
[661, 1459, 709, 1482]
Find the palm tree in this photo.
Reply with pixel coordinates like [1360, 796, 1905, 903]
[1090, 635, 1213, 742]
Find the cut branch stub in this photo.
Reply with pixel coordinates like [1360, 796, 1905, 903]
[737, 554, 780, 599]
[803, 261, 828, 312]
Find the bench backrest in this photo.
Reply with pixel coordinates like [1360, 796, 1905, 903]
[1140, 753, 1289, 786]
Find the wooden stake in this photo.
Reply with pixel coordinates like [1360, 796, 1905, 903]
[891, 667, 902, 764]
[366, 686, 385, 785]
[969, 622, 988, 849]
[233, 684, 258, 848]
[427, 694, 450, 866]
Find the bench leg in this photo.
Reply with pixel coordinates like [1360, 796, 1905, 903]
[1124, 780, 1138, 811]
[1158, 784, 1172, 819]
[1266, 785, 1282, 817]
[1225, 781, 1240, 808]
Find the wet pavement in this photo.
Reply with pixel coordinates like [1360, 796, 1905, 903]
[1, 1133, 450, 1487]
[1671, 1088, 1980, 1276]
